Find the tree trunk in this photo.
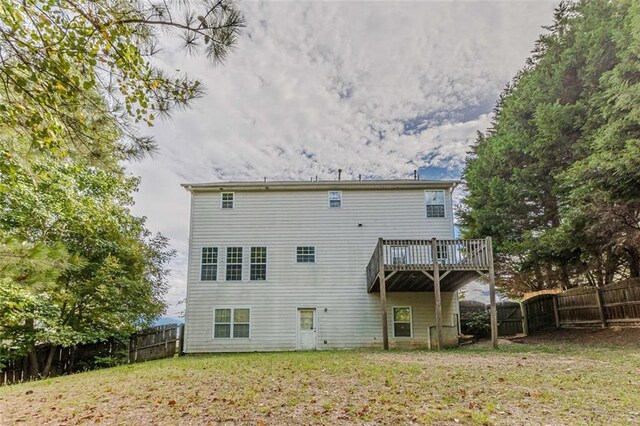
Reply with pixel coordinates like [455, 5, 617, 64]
[625, 247, 640, 278]
[42, 345, 58, 378]
[24, 318, 39, 379]
[27, 345, 40, 379]
[68, 346, 77, 374]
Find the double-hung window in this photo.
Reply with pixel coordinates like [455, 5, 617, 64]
[250, 247, 267, 280]
[221, 192, 234, 209]
[425, 190, 446, 218]
[226, 247, 243, 281]
[296, 246, 316, 263]
[214, 308, 250, 338]
[393, 307, 412, 337]
[328, 191, 342, 208]
[200, 247, 218, 281]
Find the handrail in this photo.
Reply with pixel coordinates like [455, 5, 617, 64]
[366, 240, 381, 290]
[373, 238, 491, 272]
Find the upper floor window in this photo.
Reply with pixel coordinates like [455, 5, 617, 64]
[200, 247, 218, 281]
[425, 190, 446, 218]
[328, 191, 342, 208]
[296, 246, 316, 263]
[393, 306, 412, 337]
[250, 247, 267, 281]
[226, 247, 243, 281]
[221, 192, 234, 209]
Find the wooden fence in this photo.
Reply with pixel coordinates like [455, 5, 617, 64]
[1, 323, 184, 385]
[521, 294, 557, 334]
[459, 300, 523, 336]
[522, 279, 640, 333]
[495, 301, 523, 335]
[461, 279, 640, 337]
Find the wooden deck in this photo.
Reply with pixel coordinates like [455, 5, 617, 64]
[366, 237, 498, 351]
[366, 239, 491, 292]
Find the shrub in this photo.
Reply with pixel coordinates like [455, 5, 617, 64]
[464, 310, 491, 338]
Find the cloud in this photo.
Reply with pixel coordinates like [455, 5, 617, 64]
[127, 1, 556, 315]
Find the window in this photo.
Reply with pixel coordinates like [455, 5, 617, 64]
[200, 247, 218, 281]
[214, 308, 250, 338]
[425, 190, 446, 218]
[226, 247, 243, 281]
[393, 307, 412, 337]
[328, 191, 342, 208]
[296, 246, 316, 263]
[250, 247, 267, 280]
[221, 192, 234, 209]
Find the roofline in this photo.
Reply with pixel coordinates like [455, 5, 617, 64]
[181, 179, 460, 193]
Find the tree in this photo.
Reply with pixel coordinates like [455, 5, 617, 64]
[461, 0, 640, 296]
[0, 156, 174, 377]
[0, 0, 245, 165]
[0, 0, 243, 377]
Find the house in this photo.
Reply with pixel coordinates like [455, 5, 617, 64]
[181, 179, 497, 353]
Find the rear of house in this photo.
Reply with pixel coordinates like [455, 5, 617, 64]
[182, 180, 463, 352]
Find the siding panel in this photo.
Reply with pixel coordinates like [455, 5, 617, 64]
[185, 187, 456, 352]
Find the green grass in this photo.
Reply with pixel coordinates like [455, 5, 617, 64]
[1, 340, 639, 425]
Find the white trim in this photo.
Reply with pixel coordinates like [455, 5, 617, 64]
[328, 191, 342, 208]
[220, 192, 235, 209]
[295, 245, 316, 264]
[392, 306, 413, 338]
[212, 306, 251, 339]
[200, 246, 218, 281]
[425, 190, 446, 219]
[249, 246, 268, 281]
[296, 307, 317, 350]
[225, 246, 243, 281]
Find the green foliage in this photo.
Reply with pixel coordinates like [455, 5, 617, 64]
[0, 0, 239, 377]
[92, 347, 129, 369]
[462, 0, 640, 296]
[463, 311, 491, 339]
[0, 0, 244, 164]
[0, 158, 173, 364]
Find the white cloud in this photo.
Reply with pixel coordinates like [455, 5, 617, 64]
[127, 1, 556, 316]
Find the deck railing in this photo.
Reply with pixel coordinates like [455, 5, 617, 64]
[367, 238, 491, 285]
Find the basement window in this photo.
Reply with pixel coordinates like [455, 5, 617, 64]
[328, 191, 342, 208]
[214, 308, 250, 339]
[393, 306, 413, 338]
[425, 190, 446, 218]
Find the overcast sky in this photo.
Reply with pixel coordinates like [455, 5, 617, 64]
[127, 0, 557, 317]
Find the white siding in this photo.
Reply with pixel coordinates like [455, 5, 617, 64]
[184, 187, 456, 352]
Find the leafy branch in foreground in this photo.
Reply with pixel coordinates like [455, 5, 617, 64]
[0, 0, 245, 163]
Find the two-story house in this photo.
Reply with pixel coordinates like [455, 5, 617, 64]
[182, 180, 497, 353]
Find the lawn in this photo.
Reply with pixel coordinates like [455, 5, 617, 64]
[1, 330, 639, 425]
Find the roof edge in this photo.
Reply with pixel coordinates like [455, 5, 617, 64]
[181, 180, 459, 192]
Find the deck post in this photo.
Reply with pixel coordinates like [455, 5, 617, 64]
[378, 238, 389, 350]
[487, 237, 498, 349]
[431, 238, 443, 350]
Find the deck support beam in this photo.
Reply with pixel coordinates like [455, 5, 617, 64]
[487, 237, 498, 349]
[432, 238, 443, 350]
[378, 238, 389, 350]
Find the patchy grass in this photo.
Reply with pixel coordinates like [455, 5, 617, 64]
[1, 335, 639, 425]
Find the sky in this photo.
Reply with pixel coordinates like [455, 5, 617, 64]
[126, 0, 558, 317]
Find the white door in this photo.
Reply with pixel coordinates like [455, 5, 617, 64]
[297, 308, 317, 350]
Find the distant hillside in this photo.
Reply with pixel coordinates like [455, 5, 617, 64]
[153, 316, 184, 326]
